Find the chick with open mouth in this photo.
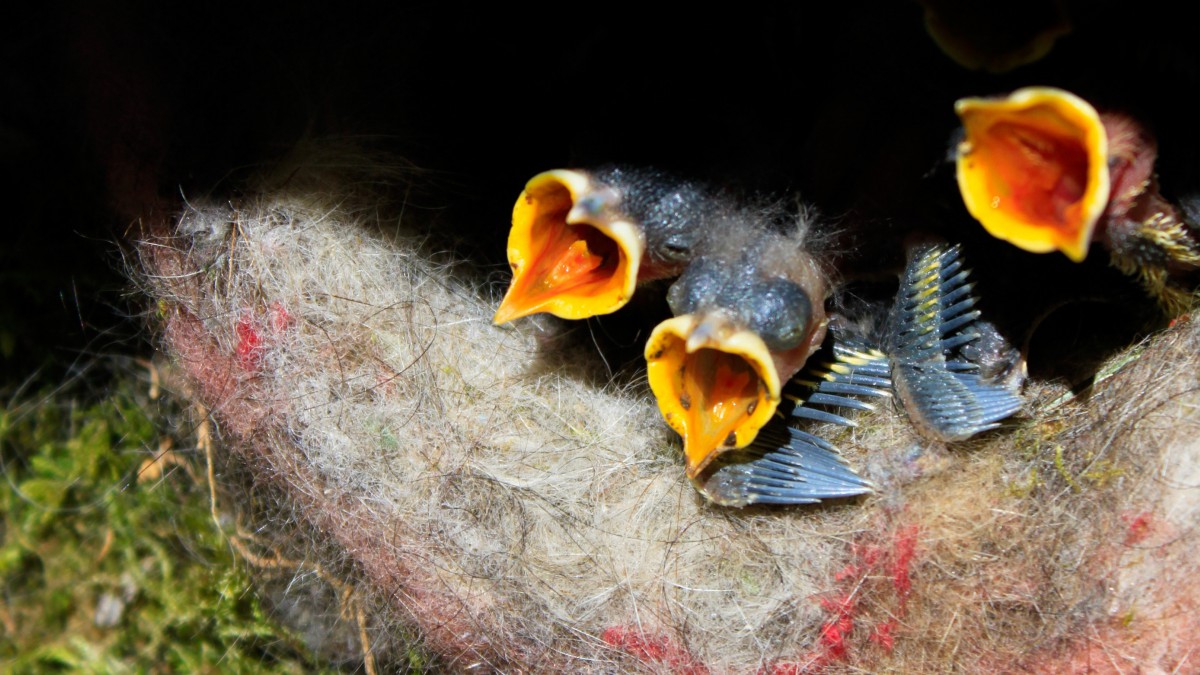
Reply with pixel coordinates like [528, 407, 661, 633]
[644, 216, 832, 480]
[954, 87, 1200, 311]
[494, 166, 716, 324]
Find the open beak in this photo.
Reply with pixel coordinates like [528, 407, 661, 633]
[645, 313, 782, 478]
[494, 170, 646, 324]
[955, 87, 1109, 262]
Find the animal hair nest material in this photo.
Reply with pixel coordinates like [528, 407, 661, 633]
[136, 142, 1200, 672]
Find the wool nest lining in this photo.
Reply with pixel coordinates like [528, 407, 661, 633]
[138, 146, 1200, 672]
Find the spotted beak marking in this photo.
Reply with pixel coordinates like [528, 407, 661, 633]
[494, 170, 646, 324]
[955, 87, 1109, 263]
[645, 314, 782, 478]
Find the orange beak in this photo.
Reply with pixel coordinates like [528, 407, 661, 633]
[645, 314, 782, 478]
[494, 170, 646, 324]
[955, 87, 1110, 262]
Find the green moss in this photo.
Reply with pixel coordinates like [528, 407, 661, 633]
[1006, 465, 1041, 498]
[1081, 461, 1125, 488]
[1053, 444, 1082, 493]
[0, 371, 335, 673]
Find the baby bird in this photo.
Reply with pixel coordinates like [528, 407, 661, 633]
[494, 166, 714, 324]
[955, 87, 1110, 263]
[497, 168, 875, 504]
[954, 87, 1200, 311]
[684, 238, 1025, 503]
[644, 213, 830, 479]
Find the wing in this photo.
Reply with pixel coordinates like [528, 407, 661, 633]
[693, 327, 886, 506]
[888, 242, 1023, 442]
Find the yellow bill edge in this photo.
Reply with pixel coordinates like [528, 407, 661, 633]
[494, 169, 646, 323]
[645, 313, 782, 478]
[955, 86, 1110, 262]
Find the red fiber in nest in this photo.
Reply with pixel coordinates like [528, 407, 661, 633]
[1120, 511, 1155, 546]
[868, 619, 897, 651]
[235, 303, 291, 372]
[802, 521, 921, 666]
[818, 596, 855, 659]
[235, 313, 264, 371]
[890, 525, 919, 603]
[601, 626, 710, 674]
[834, 563, 861, 583]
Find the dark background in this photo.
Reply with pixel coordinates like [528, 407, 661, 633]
[3, 1, 1196, 384]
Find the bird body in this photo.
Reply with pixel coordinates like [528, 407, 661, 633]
[687, 239, 1030, 505]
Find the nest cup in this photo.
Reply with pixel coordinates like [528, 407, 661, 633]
[137, 142, 1200, 672]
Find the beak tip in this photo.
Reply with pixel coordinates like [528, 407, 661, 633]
[1062, 241, 1089, 263]
[492, 297, 527, 325]
[683, 451, 714, 480]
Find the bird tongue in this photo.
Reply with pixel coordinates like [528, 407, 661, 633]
[543, 237, 609, 289]
[680, 349, 762, 477]
[494, 222, 619, 323]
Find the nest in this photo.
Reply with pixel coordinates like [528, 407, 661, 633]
[136, 142, 1200, 672]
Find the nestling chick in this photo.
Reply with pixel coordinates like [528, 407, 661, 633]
[645, 213, 829, 478]
[955, 87, 1110, 263]
[954, 87, 1200, 311]
[494, 166, 714, 323]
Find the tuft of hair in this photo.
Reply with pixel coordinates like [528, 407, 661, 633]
[136, 140, 1200, 672]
